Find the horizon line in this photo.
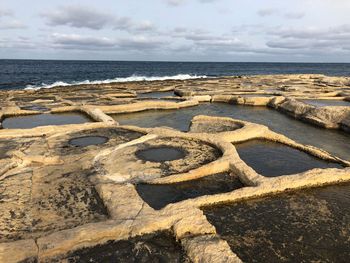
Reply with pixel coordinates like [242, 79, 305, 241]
[1, 58, 350, 64]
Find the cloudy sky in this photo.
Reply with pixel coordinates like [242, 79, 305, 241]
[1, 0, 350, 62]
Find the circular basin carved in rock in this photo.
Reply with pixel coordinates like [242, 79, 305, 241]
[97, 137, 222, 182]
[135, 146, 186, 162]
[52, 127, 144, 156]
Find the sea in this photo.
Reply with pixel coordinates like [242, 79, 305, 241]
[1, 60, 350, 90]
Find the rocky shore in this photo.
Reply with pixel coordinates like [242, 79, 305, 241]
[0, 74, 349, 262]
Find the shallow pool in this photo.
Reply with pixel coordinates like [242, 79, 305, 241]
[2, 112, 92, 129]
[135, 146, 186, 162]
[203, 183, 350, 262]
[137, 91, 174, 98]
[112, 103, 350, 160]
[137, 173, 244, 210]
[69, 136, 109, 147]
[57, 231, 187, 262]
[235, 139, 342, 177]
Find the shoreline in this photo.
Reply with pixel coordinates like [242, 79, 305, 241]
[0, 73, 349, 262]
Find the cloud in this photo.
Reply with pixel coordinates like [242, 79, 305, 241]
[166, 0, 185, 6]
[268, 25, 350, 40]
[194, 38, 248, 52]
[258, 9, 305, 19]
[51, 33, 117, 49]
[3, 2, 349, 61]
[169, 27, 250, 53]
[257, 8, 278, 17]
[198, 0, 220, 3]
[133, 20, 155, 32]
[170, 28, 211, 40]
[43, 5, 116, 30]
[165, 0, 220, 6]
[0, 20, 26, 30]
[284, 12, 305, 19]
[112, 17, 134, 31]
[0, 8, 26, 30]
[42, 5, 157, 33]
[50, 33, 165, 51]
[266, 40, 310, 50]
[0, 36, 37, 49]
[169, 23, 350, 58]
[117, 37, 166, 50]
[266, 39, 350, 52]
[266, 25, 350, 52]
[0, 8, 13, 17]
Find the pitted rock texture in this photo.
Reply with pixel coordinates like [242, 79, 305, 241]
[102, 137, 222, 181]
[0, 136, 48, 166]
[190, 120, 243, 133]
[0, 138, 23, 159]
[0, 166, 108, 242]
[52, 127, 144, 155]
[300, 99, 350, 107]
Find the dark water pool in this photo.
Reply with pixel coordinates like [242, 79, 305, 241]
[137, 91, 174, 98]
[135, 146, 186, 162]
[69, 136, 109, 147]
[2, 112, 92, 129]
[58, 128, 144, 155]
[111, 103, 350, 160]
[54, 231, 188, 263]
[112, 108, 196, 131]
[203, 183, 350, 263]
[235, 140, 342, 177]
[240, 94, 274, 97]
[137, 173, 244, 210]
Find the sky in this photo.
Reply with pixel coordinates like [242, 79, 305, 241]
[0, 0, 350, 62]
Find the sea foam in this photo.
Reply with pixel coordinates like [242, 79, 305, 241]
[24, 74, 207, 90]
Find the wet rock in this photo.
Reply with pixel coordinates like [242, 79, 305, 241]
[47, 231, 189, 263]
[203, 183, 350, 263]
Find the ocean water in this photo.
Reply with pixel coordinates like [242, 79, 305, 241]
[1, 60, 350, 90]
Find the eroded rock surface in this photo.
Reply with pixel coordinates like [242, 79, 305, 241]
[97, 136, 222, 182]
[51, 127, 144, 156]
[0, 165, 108, 242]
[0, 74, 350, 263]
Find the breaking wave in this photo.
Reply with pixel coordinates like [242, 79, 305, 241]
[24, 74, 208, 90]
